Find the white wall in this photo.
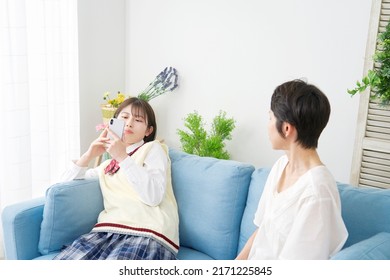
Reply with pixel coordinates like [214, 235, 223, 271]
[125, 0, 372, 183]
[78, 0, 126, 155]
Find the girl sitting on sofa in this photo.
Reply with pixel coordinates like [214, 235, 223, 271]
[236, 79, 348, 260]
[54, 97, 179, 260]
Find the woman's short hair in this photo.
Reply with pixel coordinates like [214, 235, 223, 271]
[270, 79, 331, 149]
[114, 97, 157, 142]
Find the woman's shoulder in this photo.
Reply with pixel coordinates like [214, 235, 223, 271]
[145, 139, 167, 150]
[307, 165, 335, 183]
[142, 140, 169, 157]
[303, 166, 338, 198]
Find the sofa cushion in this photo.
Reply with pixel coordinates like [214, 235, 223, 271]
[177, 247, 214, 260]
[34, 252, 60, 260]
[169, 149, 254, 260]
[238, 168, 270, 253]
[38, 179, 103, 255]
[337, 183, 390, 248]
[331, 232, 390, 260]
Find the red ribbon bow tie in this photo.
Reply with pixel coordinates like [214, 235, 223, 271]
[104, 145, 143, 175]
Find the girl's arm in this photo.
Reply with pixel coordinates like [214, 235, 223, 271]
[59, 129, 109, 182]
[59, 160, 100, 182]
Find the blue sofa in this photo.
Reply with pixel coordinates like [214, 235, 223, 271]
[2, 149, 390, 260]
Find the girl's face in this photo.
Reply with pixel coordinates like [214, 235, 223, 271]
[268, 110, 285, 150]
[117, 104, 153, 146]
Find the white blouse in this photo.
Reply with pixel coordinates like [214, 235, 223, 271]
[248, 155, 348, 260]
[59, 140, 168, 206]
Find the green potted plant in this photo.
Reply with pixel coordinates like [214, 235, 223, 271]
[177, 111, 236, 159]
[348, 21, 390, 105]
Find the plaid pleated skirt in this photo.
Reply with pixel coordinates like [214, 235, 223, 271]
[53, 231, 177, 260]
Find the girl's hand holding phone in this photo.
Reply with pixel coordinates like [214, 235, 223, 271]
[105, 118, 127, 162]
[90, 128, 110, 157]
[76, 128, 110, 167]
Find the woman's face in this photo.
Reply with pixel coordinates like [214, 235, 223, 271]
[117, 104, 153, 146]
[268, 110, 285, 150]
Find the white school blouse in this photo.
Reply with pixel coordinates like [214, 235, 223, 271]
[248, 155, 348, 260]
[60, 140, 167, 206]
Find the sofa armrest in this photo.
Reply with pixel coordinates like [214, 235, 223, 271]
[331, 232, 390, 260]
[2, 197, 45, 260]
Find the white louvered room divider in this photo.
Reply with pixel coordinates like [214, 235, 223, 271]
[350, 0, 390, 189]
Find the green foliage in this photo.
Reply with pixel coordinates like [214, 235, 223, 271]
[177, 111, 236, 159]
[348, 21, 390, 105]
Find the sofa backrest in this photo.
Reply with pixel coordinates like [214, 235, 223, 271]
[238, 168, 270, 253]
[169, 149, 255, 260]
[337, 183, 390, 248]
[237, 168, 390, 253]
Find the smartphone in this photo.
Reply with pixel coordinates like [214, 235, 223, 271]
[108, 118, 125, 140]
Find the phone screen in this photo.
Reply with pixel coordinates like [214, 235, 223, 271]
[108, 118, 125, 140]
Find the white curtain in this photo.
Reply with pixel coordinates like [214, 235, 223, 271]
[0, 0, 80, 259]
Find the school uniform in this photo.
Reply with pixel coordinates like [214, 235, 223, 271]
[54, 140, 179, 260]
